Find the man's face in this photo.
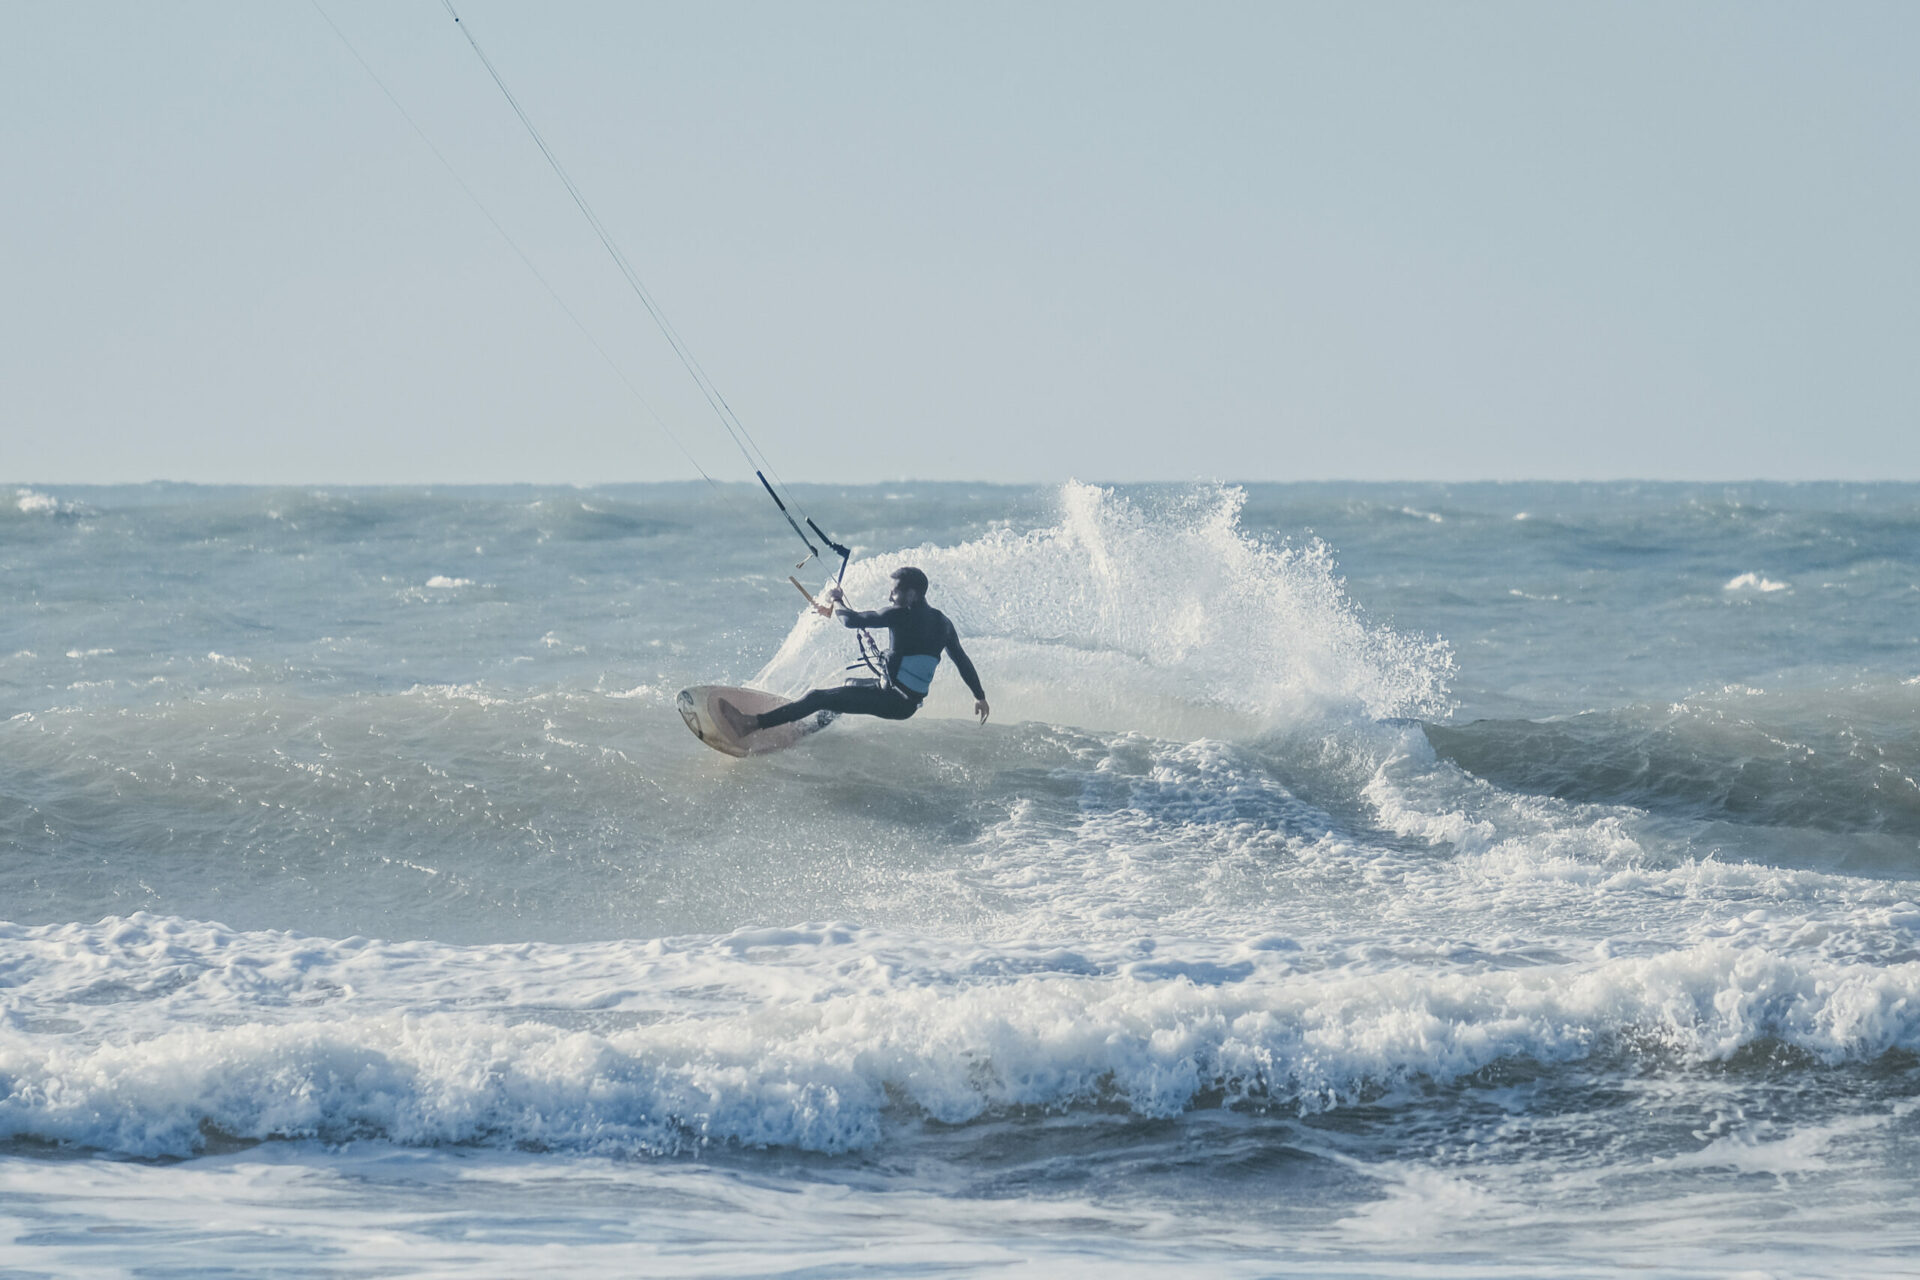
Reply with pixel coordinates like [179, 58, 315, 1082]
[890, 581, 921, 607]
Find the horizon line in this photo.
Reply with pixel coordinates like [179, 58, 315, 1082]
[9, 476, 1920, 490]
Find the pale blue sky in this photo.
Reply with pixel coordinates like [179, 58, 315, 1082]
[4, 2, 1916, 483]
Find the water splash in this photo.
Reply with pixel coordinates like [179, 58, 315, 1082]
[756, 482, 1454, 737]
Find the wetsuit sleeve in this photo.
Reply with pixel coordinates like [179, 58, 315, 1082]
[944, 621, 987, 701]
[837, 605, 902, 630]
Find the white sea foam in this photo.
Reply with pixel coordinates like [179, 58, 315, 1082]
[0, 1148, 1352, 1280]
[400, 682, 519, 708]
[1724, 572, 1790, 593]
[602, 683, 661, 700]
[14, 488, 67, 515]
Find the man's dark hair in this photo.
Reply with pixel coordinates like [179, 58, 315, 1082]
[891, 566, 930, 595]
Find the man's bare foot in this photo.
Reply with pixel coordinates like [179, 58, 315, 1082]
[714, 697, 757, 739]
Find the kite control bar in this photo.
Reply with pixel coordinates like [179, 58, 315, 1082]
[789, 576, 832, 616]
[788, 577, 887, 684]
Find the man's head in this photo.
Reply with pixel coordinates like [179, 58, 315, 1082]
[889, 566, 929, 606]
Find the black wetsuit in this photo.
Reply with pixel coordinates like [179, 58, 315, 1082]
[755, 600, 986, 729]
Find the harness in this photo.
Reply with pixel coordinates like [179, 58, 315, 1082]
[892, 653, 940, 696]
[845, 635, 931, 702]
[847, 630, 891, 687]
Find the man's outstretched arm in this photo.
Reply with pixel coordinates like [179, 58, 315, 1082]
[946, 628, 989, 723]
[946, 637, 986, 701]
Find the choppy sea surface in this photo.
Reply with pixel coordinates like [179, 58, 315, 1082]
[3, 479, 1918, 1278]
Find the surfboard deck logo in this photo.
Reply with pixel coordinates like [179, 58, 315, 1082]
[677, 685, 835, 757]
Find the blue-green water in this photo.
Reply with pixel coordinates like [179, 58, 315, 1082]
[3, 480, 1918, 1277]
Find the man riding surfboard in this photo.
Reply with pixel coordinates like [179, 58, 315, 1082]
[717, 566, 989, 739]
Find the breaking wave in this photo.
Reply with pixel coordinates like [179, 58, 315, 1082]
[4, 915, 1919, 1159]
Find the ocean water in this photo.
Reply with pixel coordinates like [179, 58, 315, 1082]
[3, 479, 1918, 1278]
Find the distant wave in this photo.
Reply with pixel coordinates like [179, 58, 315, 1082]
[1424, 681, 1920, 842]
[10, 488, 85, 518]
[1725, 572, 1791, 593]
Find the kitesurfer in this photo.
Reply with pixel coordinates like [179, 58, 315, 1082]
[717, 567, 989, 737]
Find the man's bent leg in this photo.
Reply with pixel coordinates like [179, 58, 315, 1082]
[756, 685, 918, 729]
[752, 688, 834, 730]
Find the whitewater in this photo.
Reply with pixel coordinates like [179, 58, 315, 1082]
[3, 480, 1917, 1277]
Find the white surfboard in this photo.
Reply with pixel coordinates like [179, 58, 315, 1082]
[677, 684, 835, 757]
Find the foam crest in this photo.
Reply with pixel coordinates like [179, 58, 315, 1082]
[1725, 572, 1791, 593]
[10, 488, 82, 517]
[5, 917, 1918, 1159]
[756, 483, 1453, 738]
